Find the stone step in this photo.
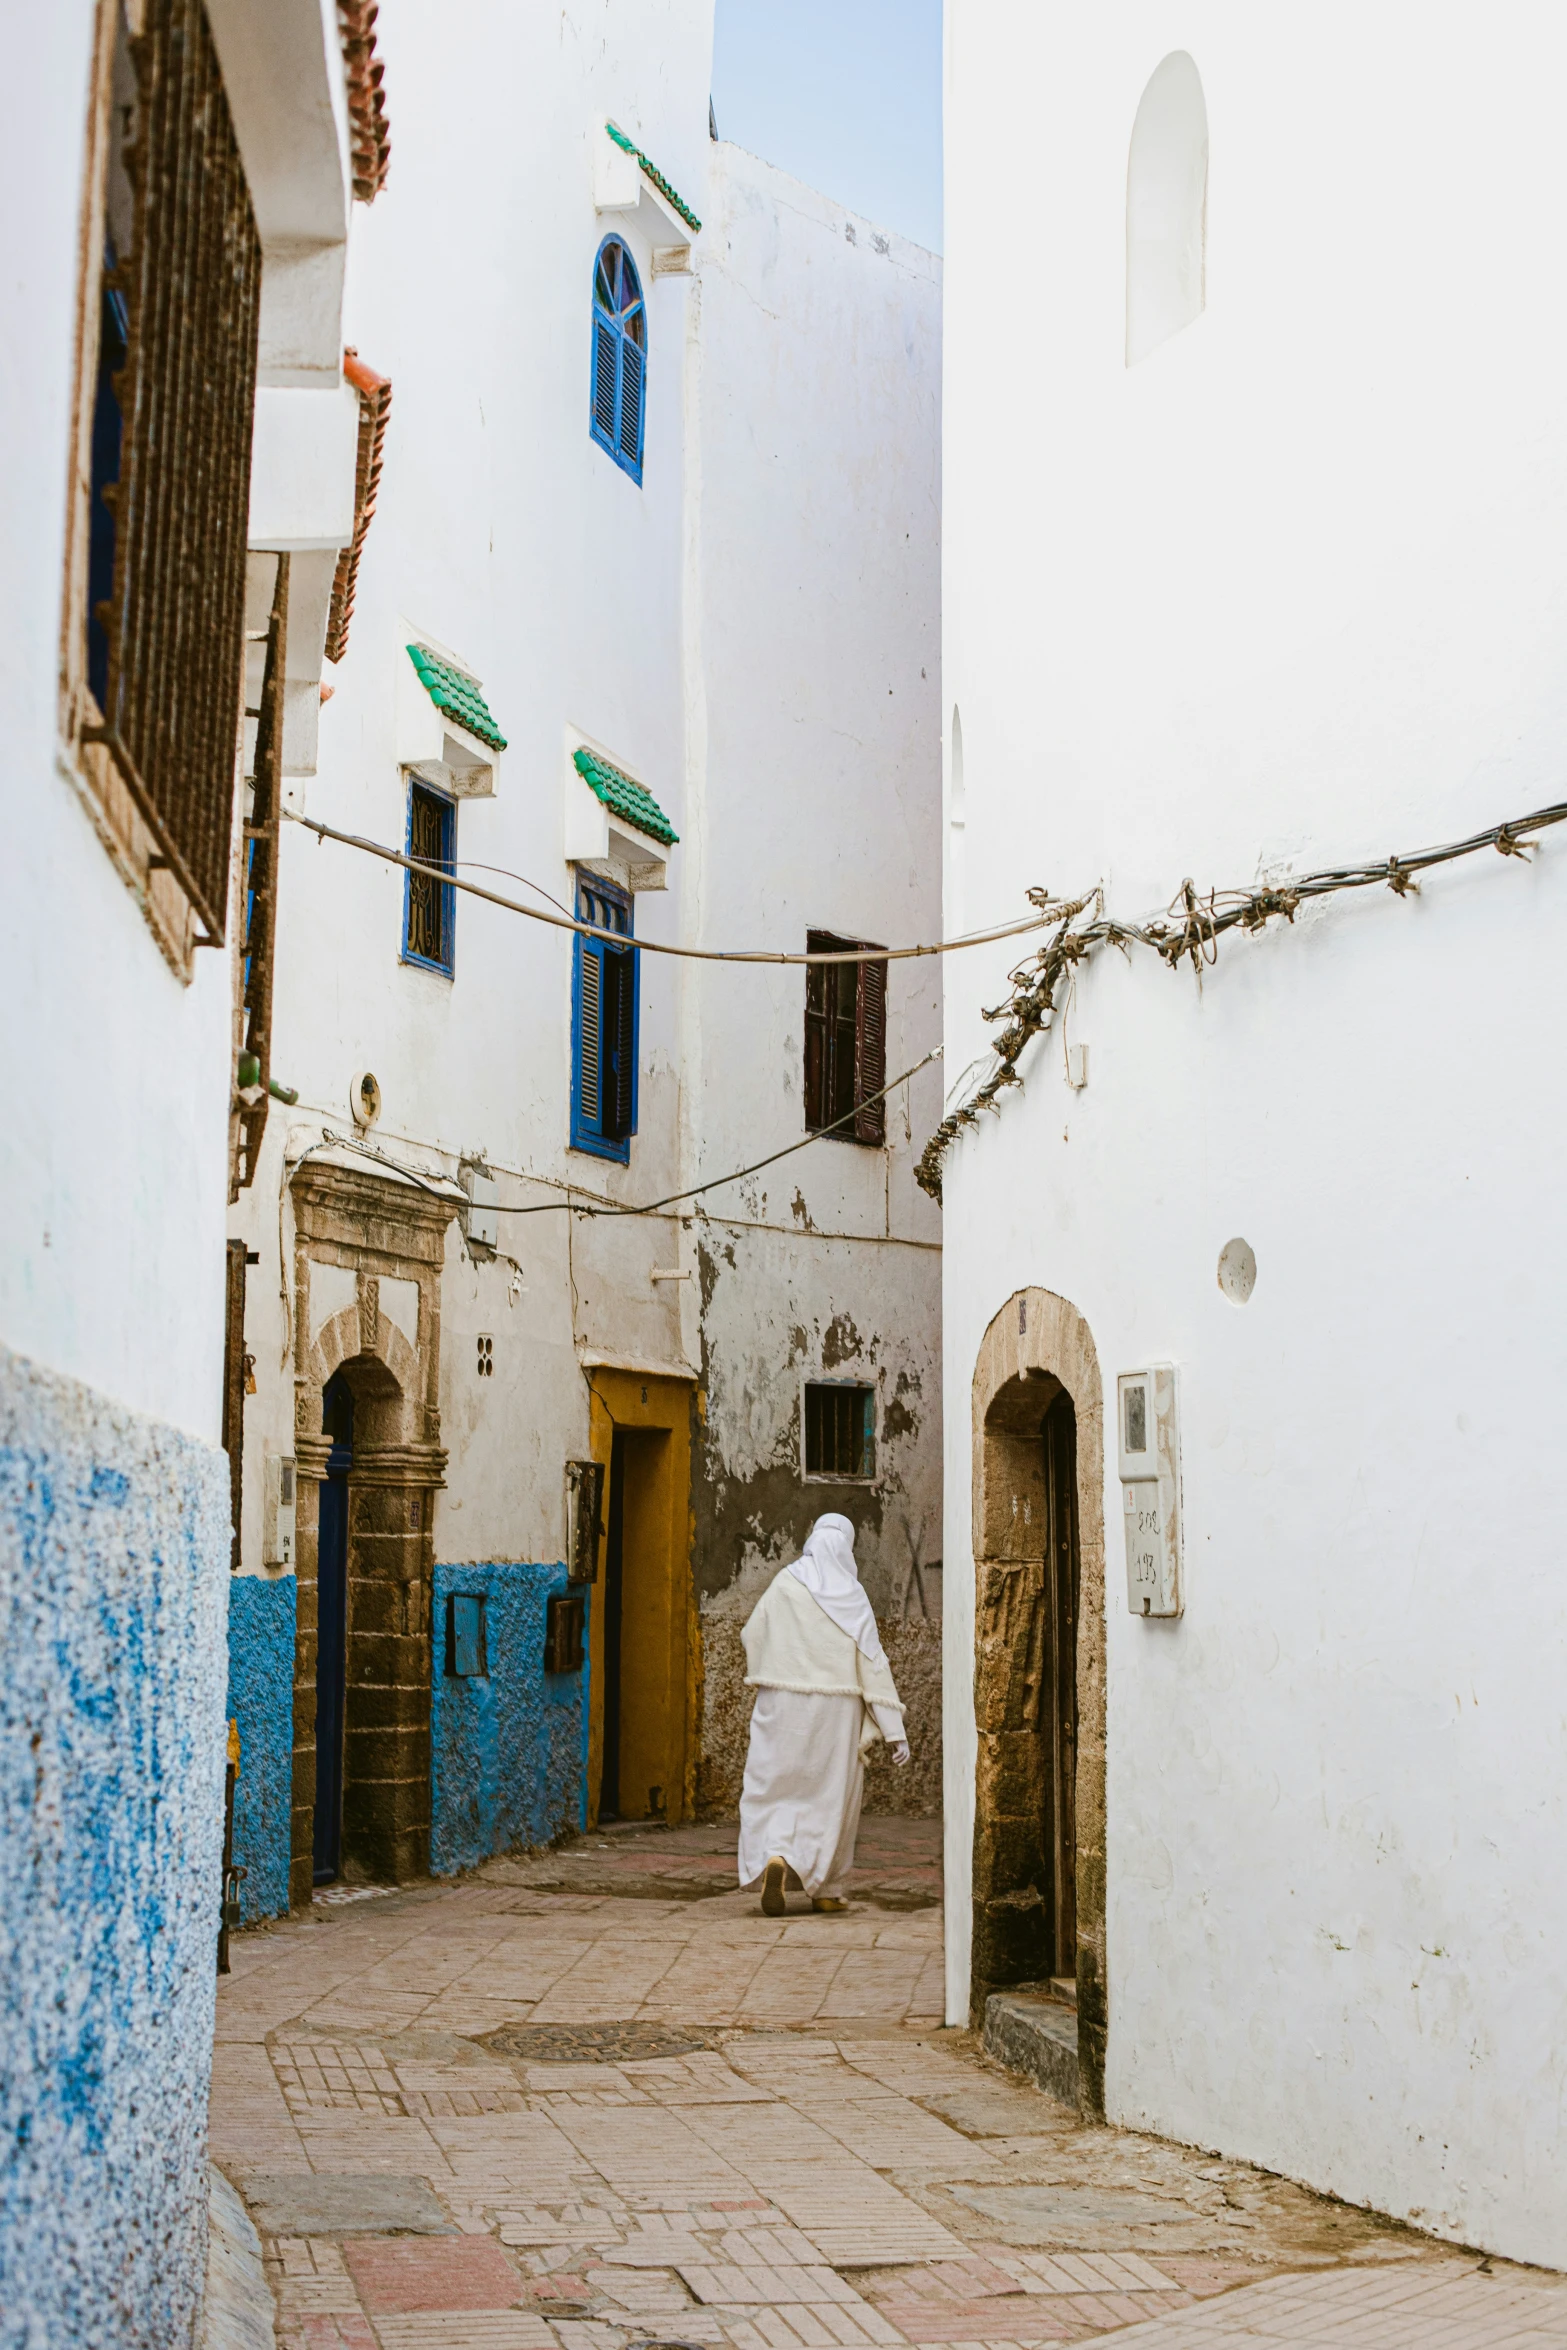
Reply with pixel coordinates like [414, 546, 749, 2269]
[982, 1989, 1081, 2108]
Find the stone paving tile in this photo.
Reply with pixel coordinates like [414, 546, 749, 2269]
[344, 2237, 528, 2313]
[219, 1821, 1567, 2350]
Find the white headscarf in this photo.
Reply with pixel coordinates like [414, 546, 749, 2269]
[785, 1513, 885, 1665]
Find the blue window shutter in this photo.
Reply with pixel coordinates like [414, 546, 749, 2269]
[618, 340, 643, 469]
[579, 942, 602, 1126]
[570, 880, 635, 1161]
[589, 236, 645, 486]
[592, 318, 618, 442]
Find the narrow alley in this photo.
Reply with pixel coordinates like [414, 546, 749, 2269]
[211, 1828, 1567, 2349]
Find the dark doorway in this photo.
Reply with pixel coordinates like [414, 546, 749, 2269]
[1044, 1390, 1080, 1980]
[600, 1434, 628, 1820]
[972, 1375, 1082, 2007]
[313, 1374, 353, 1884]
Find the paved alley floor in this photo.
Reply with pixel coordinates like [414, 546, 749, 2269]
[214, 1820, 1567, 2349]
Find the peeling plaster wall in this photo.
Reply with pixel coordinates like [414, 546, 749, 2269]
[944, 0, 1567, 2268]
[0, 1345, 230, 2348]
[225, 1573, 297, 1924]
[430, 1562, 588, 1872]
[687, 142, 944, 1806]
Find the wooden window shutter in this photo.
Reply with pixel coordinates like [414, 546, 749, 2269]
[804, 936, 831, 1131]
[853, 950, 888, 1143]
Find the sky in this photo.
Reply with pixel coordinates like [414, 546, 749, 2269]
[710, 0, 943, 254]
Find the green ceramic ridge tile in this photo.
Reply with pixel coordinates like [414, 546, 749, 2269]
[573, 744, 679, 847]
[406, 643, 508, 753]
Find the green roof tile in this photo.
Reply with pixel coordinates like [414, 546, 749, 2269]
[605, 120, 702, 234]
[406, 643, 508, 753]
[573, 745, 679, 847]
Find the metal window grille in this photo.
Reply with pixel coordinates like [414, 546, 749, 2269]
[85, 0, 263, 944]
[804, 1383, 875, 1480]
[403, 783, 455, 970]
[232, 554, 289, 1195]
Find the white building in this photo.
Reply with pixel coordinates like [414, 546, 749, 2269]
[1, 0, 370, 2339]
[941, 2, 1567, 2271]
[224, 2, 943, 1911]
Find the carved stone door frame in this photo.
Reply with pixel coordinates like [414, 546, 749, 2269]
[288, 1161, 455, 1905]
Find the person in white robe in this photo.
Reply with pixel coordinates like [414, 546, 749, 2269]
[737, 1512, 910, 1914]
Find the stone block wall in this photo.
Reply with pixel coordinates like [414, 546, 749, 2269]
[0, 1344, 230, 2349]
[430, 1561, 588, 1872]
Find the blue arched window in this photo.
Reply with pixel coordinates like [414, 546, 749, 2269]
[590, 237, 646, 483]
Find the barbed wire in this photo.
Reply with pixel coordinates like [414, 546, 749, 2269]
[914, 794, 1567, 1202]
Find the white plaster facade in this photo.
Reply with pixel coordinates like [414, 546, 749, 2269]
[228, 2, 942, 1804]
[942, 1, 1567, 2273]
[0, 4, 362, 2338]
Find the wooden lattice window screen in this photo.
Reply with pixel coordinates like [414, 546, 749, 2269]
[86, 0, 263, 942]
[232, 555, 289, 1196]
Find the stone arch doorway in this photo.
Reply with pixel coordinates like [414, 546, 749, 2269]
[971, 1288, 1107, 2112]
[290, 1163, 454, 1903]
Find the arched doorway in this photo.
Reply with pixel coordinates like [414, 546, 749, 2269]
[970, 1288, 1107, 2112]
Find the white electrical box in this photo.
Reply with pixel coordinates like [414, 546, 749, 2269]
[264, 1455, 297, 1571]
[1117, 1365, 1182, 1617]
[462, 1164, 499, 1255]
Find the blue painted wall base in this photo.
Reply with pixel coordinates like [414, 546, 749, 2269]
[0, 1341, 229, 2350]
[431, 1561, 587, 1872]
[225, 1572, 297, 1923]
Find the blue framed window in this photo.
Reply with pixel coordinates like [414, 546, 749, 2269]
[402, 780, 456, 975]
[571, 877, 637, 1160]
[590, 236, 647, 484]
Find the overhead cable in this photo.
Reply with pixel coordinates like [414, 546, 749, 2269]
[284, 810, 1057, 962]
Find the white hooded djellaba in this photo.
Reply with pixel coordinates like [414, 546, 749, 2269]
[737, 1514, 909, 1905]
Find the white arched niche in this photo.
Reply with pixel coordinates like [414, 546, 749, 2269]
[1125, 51, 1208, 367]
[947, 705, 966, 936]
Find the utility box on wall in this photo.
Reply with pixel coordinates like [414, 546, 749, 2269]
[263, 1455, 296, 1570]
[1117, 1365, 1182, 1616]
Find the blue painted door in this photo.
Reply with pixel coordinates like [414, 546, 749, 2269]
[313, 1376, 354, 1884]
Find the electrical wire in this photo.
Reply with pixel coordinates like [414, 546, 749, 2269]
[284, 809, 1058, 962]
[273, 1048, 942, 1232]
[497, 1045, 943, 1218]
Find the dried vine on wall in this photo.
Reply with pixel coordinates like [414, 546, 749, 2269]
[915, 795, 1567, 1202]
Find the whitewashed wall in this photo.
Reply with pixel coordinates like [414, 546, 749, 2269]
[943, 0, 1567, 2269]
[233, 11, 943, 1784]
[1, 1, 232, 1440]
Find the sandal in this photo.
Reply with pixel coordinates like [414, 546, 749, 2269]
[760, 1856, 788, 1916]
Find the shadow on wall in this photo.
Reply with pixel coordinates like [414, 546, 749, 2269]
[226, 1573, 296, 1923]
[431, 1561, 588, 1872]
[698, 1593, 942, 1820]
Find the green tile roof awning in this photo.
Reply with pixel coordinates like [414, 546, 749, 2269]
[606, 120, 702, 234]
[573, 745, 679, 847]
[406, 643, 507, 753]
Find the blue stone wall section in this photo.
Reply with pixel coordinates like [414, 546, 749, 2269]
[431, 1561, 587, 1873]
[0, 1342, 230, 2350]
[225, 1573, 297, 1924]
